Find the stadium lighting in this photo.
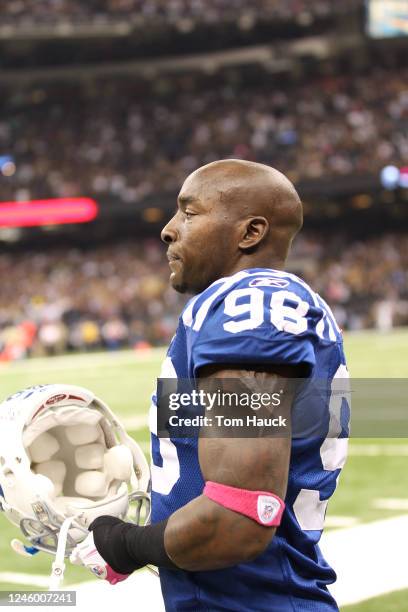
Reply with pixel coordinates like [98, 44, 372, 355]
[0, 155, 16, 177]
[380, 165, 400, 190]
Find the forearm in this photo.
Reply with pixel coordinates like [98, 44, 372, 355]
[164, 494, 273, 571]
[91, 495, 274, 574]
[89, 516, 178, 574]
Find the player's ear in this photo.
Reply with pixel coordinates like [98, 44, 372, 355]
[238, 217, 269, 251]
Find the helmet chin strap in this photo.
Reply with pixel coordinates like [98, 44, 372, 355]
[49, 514, 81, 591]
[11, 513, 82, 590]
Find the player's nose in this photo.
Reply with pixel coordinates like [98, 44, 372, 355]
[161, 217, 178, 243]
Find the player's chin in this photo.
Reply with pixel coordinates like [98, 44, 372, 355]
[170, 271, 188, 294]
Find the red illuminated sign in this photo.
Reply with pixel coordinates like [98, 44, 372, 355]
[0, 198, 98, 228]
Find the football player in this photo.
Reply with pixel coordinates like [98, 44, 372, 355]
[72, 160, 350, 611]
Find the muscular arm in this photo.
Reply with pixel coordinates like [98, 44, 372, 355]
[164, 364, 297, 571]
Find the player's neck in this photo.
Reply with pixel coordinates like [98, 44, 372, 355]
[225, 254, 286, 277]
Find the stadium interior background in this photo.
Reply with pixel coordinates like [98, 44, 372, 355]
[0, 0, 407, 359]
[0, 3, 408, 610]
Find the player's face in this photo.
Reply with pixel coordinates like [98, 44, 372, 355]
[161, 175, 238, 294]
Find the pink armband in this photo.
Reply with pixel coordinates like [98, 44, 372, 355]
[203, 481, 285, 527]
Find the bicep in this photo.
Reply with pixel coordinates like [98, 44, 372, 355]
[199, 437, 290, 500]
[164, 367, 297, 569]
[198, 366, 296, 498]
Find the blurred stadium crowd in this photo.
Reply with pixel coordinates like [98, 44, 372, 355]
[0, 1, 406, 361]
[1, 0, 360, 26]
[2, 64, 407, 204]
[1, 233, 407, 360]
[0, 240, 182, 360]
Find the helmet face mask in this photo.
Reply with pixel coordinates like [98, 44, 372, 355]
[0, 384, 151, 558]
[20, 506, 82, 554]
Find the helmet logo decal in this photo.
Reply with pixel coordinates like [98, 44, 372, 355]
[46, 394, 68, 406]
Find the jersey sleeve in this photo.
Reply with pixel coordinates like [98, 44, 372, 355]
[189, 276, 318, 377]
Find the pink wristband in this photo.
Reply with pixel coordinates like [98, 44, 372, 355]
[203, 481, 285, 527]
[105, 565, 131, 585]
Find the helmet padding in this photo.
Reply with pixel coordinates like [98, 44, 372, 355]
[104, 446, 133, 481]
[33, 460, 66, 497]
[65, 423, 100, 446]
[75, 471, 108, 497]
[29, 432, 60, 463]
[75, 444, 104, 470]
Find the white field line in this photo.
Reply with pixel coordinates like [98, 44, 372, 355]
[68, 570, 165, 612]
[324, 515, 359, 528]
[0, 348, 165, 374]
[2, 516, 407, 609]
[121, 415, 149, 430]
[320, 514, 408, 606]
[348, 444, 408, 456]
[373, 498, 408, 510]
[0, 572, 50, 588]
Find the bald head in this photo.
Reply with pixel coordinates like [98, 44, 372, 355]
[162, 159, 303, 294]
[182, 159, 303, 260]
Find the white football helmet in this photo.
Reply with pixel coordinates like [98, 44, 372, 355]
[0, 384, 150, 587]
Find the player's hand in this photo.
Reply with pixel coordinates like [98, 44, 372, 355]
[70, 531, 131, 585]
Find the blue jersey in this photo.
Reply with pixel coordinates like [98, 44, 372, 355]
[149, 268, 350, 612]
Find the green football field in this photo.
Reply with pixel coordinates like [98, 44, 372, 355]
[0, 329, 407, 610]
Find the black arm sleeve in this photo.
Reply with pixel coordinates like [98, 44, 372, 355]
[89, 516, 178, 575]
